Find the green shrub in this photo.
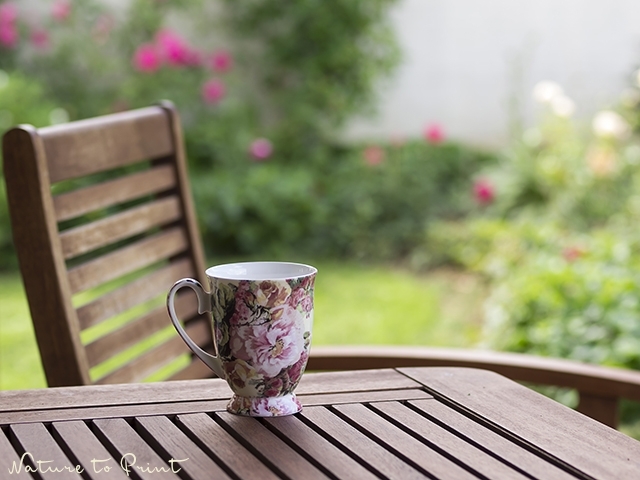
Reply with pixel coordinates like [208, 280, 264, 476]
[0, 72, 59, 269]
[193, 139, 495, 259]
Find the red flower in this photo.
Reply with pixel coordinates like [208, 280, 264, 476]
[249, 138, 273, 161]
[424, 123, 445, 144]
[473, 178, 495, 205]
[132, 43, 160, 73]
[211, 50, 232, 72]
[201, 79, 225, 104]
[363, 145, 384, 166]
[51, 0, 71, 22]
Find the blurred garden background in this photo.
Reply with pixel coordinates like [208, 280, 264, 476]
[1, 0, 640, 436]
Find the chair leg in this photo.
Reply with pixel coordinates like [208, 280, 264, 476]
[577, 393, 618, 428]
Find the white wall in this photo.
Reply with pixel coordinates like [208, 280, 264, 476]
[345, 0, 640, 148]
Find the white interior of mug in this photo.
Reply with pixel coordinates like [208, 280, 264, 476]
[206, 262, 317, 281]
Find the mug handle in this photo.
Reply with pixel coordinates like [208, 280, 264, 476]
[167, 278, 225, 379]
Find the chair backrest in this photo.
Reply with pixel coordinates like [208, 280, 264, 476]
[3, 101, 214, 386]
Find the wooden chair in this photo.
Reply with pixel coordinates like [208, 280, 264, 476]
[3, 101, 214, 386]
[4, 102, 640, 430]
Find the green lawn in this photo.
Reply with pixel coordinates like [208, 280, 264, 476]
[0, 261, 487, 390]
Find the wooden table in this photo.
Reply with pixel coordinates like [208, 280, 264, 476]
[0, 367, 638, 479]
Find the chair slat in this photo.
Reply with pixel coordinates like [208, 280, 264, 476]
[67, 227, 188, 294]
[41, 107, 173, 183]
[53, 164, 177, 222]
[85, 293, 199, 368]
[77, 258, 193, 330]
[94, 319, 211, 385]
[169, 357, 217, 381]
[59, 196, 182, 260]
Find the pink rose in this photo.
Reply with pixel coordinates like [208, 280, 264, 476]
[263, 377, 284, 397]
[30, 28, 49, 49]
[51, 0, 71, 22]
[156, 29, 189, 66]
[249, 138, 273, 161]
[286, 349, 308, 386]
[287, 287, 305, 309]
[363, 145, 384, 166]
[132, 43, 160, 73]
[236, 306, 304, 377]
[0, 21, 16, 48]
[0, 3, 17, 25]
[473, 178, 495, 205]
[201, 79, 225, 104]
[211, 49, 232, 72]
[424, 123, 445, 144]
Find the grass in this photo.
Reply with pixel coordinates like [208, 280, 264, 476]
[0, 260, 487, 390]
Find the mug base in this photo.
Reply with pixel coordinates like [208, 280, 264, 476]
[227, 393, 302, 417]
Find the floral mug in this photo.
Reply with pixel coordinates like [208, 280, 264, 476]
[167, 262, 316, 417]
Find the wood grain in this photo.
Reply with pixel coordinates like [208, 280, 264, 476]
[59, 196, 182, 260]
[53, 163, 176, 222]
[92, 418, 179, 479]
[0, 428, 32, 478]
[176, 413, 281, 480]
[407, 399, 576, 480]
[263, 414, 380, 479]
[41, 106, 173, 183]
[76, 258, 193, 330]
[299, 406, 427, 480]
[9, 423, 82, 479]
[400, 366, 640, 480]
[67, 227, 188, 294]
[135, 415, 232, 480]
[215, 412, 329, 480]
[370, 401, 529, 480]
[332, 403, 478, 479]
[85, 293, 199, 368]
[94, 319, 210, 385]
[52, 420, 129, 480]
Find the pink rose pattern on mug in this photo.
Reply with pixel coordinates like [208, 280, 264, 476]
[212, 275, 314, 416]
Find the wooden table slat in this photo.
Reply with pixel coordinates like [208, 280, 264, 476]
[51, 420, 129, 480]
[176, 413, 281, 480]
[263, 413, 380, 480]
[333, 402, 479, 479]
[299, 406, 427, 480]
[9, 423, 82, 479]
[215, 411, 330, 480]
[92, 418, 179, 480]
[370, 400, 531, 480]
[0, 390, 429, 425]
[0, 428, 32, 478]
[135, 415, 232, 480]
[407, 399, 577, 480]
[0, 369, 416, 414]
[400, 367, 640, 479]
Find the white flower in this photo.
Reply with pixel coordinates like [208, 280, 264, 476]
[592, 110, 629, 139]
[532, 81, 563, 104]
[550, 95, 576, 118]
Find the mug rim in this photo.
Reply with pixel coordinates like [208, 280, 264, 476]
[206, 261, 317, 281]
